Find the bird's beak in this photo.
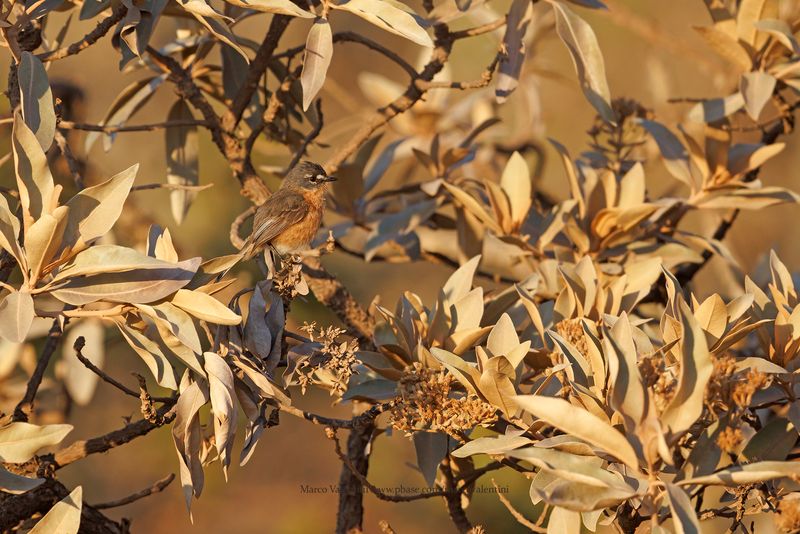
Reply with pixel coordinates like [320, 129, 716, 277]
[323, 176, 338, 182]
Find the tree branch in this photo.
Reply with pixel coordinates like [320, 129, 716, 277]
[226, 15, 291, 127]
[49, 404, 176, 469]
[38, 3, 127, 62]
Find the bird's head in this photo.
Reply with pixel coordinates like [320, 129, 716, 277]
[283, 161, 336, 191]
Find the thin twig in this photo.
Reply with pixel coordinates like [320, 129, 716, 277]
[73, 337, 174, 404]
[493, 479, 546, 532]
[59, 119, 210, 134]
[131, 182, 214, 193]
[53, 129, 83, 190]
[93, 474, 175, 509]
[286, 100, 324, 172]
[450, 18, 507, 40]
[416, 53, 501, 91]
[227, 15, 291, 126]
[275, 32, 418, 79]
[12, 319, 65, 422]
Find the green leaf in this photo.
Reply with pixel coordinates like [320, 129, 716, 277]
[331, 0, 433, 47]
[165, 102, 199, 225]
[301, 18, 333, 111]
[29, 485, 82, 534]
[0, 290, 35, 343]
[514, 395, 640, 469]
[550, 0, 614, 122]
[0, 422, 73, 463]
[18, 52, 55, 150]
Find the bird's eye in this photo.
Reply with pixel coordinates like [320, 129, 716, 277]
[305, 174, 316, 182]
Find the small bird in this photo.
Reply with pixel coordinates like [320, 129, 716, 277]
[240, 161, 336, 260]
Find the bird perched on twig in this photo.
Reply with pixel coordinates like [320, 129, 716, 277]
[240, 161, 337, 260]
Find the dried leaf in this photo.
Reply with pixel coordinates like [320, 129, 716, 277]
[496, 0, 532, 103]
[687, 92, 745, 123]
[222, 0, 314, 17]
[29, 485, 82, 534]
[661, 300, 713, 435]
[0, 290, 35, 343]
[331, 0, 433, 47]
[640, 120, 697, 191]
[499, 152, 532, 226]
[0, 194, 24, 266]
[550, 0, 614, 122]
[514, 395, 639, 469]
[301, 18, 333, 111]
[678, 460, 800, 486]
[203, 352, 237, 475]
[63, 164, 137, 250]
[13, 112, 55, 230]
[0, 466, 44, 494]
[740, 71, 776, 120]
[172, 289, 241, 325]
[664, 483, 701, 534]
[0, 422, 72, 462]
[18, 52, 55, 150]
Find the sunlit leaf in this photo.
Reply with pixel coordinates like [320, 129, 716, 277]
[496, 0, 532, 103]
[18, 52, 55, 150]
[0, 290, 35, 343]
[301, 18, 333, 111]
[29, 485, 82, 534]
[514, 395, 639, 469]
[550, 0, 614, 122]
[331, 0, 433, 47]
[0, 422, 72, 463]
[740, 71, 776, 120]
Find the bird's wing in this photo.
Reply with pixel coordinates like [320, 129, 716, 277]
[243, 190, 308, 255]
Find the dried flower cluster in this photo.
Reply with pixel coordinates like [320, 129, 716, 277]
[390, 363, 497, 439]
